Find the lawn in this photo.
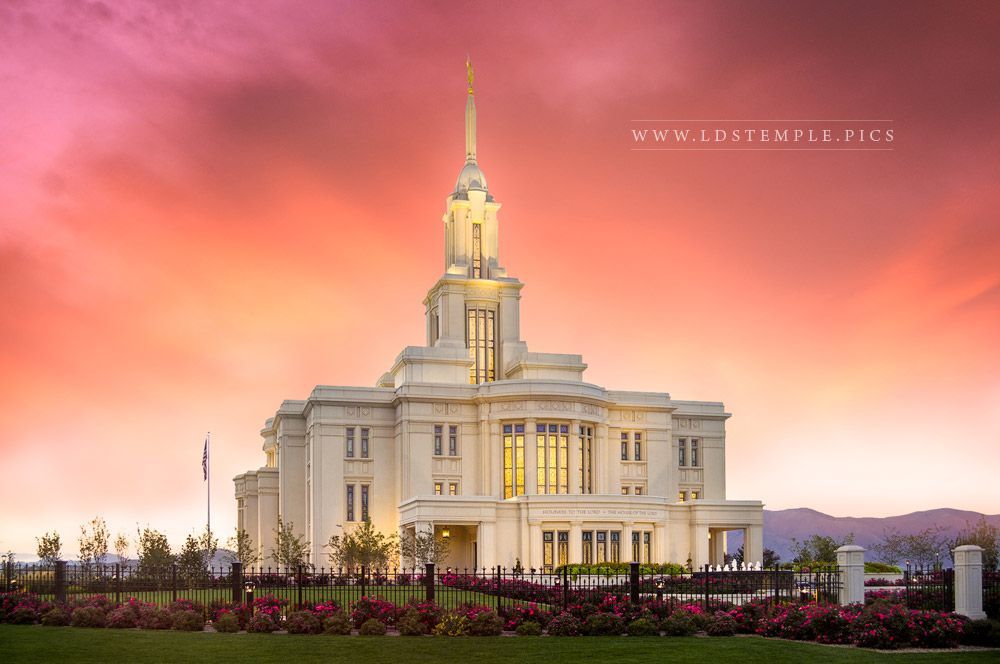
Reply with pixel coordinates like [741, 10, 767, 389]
[0, 626, 996, 664]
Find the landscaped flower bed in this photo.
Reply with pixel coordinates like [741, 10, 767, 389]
[0, 590, 982, 650]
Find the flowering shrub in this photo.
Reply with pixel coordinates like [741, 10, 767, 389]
[432, 612, 469, 636]
[725, 600, 770, 634]
[172, 609, 205, 631]
[515, 620, 543, 636]
[910, 611, 965, 648]
[359, 618, 387, 636]
[500, 603, 551, 630]
[546, 612, 582, 636]
[865, 589, 905, 603]
[253, 595, 289, 614]
[310, 600, 341, 621]
[41, 607, 71, 627]
[69, 595, 113, 613]
[350, 596, 397, 627]
[7, 606, 38, 625]
[661, 609, 699, 636]
[466, 610, 503, 636]
[865, 577, 905, 587]
[70, 606, 107, 628]
[247, 610, 281, 633]
[286, 610, 322, 635]
[106, 606, 138, 629]
[596, 595, 648, 624]
[582, 611, 626, 636]
[397, 609, 428, 636]
[705, 611, 737, 637]
[137, 606, 173, 630]
[400, 599, 443, 631]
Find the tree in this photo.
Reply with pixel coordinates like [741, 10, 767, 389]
[114, 533, 129, 564]
[327, 519, 398, 571]
[136, 526, 174, 582]
[226, 529, 260, 567]
[872, 527, 947, 568]
[78, 517, 110, 572]
[790, 533, 854, 565]
[35, 532, 62, 564]
[723, 545, 779, 568]
[950, 518, 1000, 570]
[271, 518, 310, 568]
[177, 527, 218, 583]
[400, 528, 450, 568]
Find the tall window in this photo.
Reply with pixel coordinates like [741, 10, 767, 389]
[557, 531, 569, 567]
[536, 423, 568, 494]
[582, 531, 593, 564]
[360, 427, 370, 459]
[543, 531, 554, 571]
[360, 485, 369, 521]
[346, 427, 355, 458]
[579, 426, 593, 494]
[678, 438, 686, 466]
[434, 425, 443, 455]
[621, 432, 628, 460]
[346, 485, 355, 521]
[610, 531, 621, 563]
[472, 222, 483, 278]
[634, 432, 642, 461]
[449, 425, 458, 456]
[690, 439, 699, 466]
[596, 531, 607, 563]
[503, 424, 525, 498]
[643, 532, 651, 563]
[467, 307, 495, 383]
[632, 532, 640, 563]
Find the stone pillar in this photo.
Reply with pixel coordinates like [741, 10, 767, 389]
[709, 529, 725, 565]
[654, 524, 666, 564]
[835, 545, 866, 605]
[953, 544, 986, 620]
[745, 524, 764, 567]
[478, 522, 497, 570]
[623, 523, 634, 562]
[569, 419, 581, 494]
[692, 525, 709, 569]
[525, 418, 537, 495]
[569, 522, 582, 564]
[528, 522, 542, 570]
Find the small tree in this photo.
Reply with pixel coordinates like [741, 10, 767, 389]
[177, 527, 218, 584]
[327, 519, 398, 571]
[872, 527, 947, 568]
[226, 529, 260, 567]
[950, 518, 1000, 570]
[400, 529, 450, 568]
[136, 526, 174, 584]
[271, 518, 310, 568]
[790, 533, 854, 565]
[114, 533, 129, 564]
[36, 532, 62, 564]
[78, 517, 110, 573]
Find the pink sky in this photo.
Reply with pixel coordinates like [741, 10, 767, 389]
[1, 1, 998, 558]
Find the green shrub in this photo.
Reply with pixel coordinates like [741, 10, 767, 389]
[661, 611, 697, 636]
[285, 610, 322, 635]
[467, 610, 503, 636]
[865, 562, 902, 574]
[247, 612, 280, 633]
[321, 613, 353, 635]
[137, 606, 173, 630]
[627, 618, 660, 636]
[41, 608, 71, 627]
[359, 617, 387, 636]
[546, 612, 581, 636]
[213, 612, 240, 633]
[706, 612, 737, 637]
[70, 606, 106, 628]
[582, 611, 626, 636]
[433, 612, 469, 636]
[515, 620, 542, 636]
[8, 607, 38, 625]
[171, 609, 205, 631]
[397, 609, 428, 636]
[555, 562, 687, 577]
[961, 619, 1000, 648]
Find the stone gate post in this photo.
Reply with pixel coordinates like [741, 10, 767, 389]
[835, 545, 865, 605]
[953, 544, 986, 620]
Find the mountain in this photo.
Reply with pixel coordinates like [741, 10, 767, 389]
[729, 508, 1000, 564]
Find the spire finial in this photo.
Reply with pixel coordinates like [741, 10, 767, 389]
[466, 55, 474, 95]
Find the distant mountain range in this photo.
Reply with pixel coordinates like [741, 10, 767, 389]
[729, 508, 1000, 564]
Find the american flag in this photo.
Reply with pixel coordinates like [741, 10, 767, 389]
[202, 437, 209, 481]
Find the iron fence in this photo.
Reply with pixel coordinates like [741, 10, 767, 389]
[2, 560, 839, 618]
[984, 570, 999, 619]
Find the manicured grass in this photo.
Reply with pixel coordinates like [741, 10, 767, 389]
[0, 626, 996, 664]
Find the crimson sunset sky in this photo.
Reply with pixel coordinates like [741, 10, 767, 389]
[1, 0, 998, 558]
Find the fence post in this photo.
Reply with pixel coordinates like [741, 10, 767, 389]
[953, 545, 986, 620]
[629, 561, 640, 604]
[834, 545, 865, 605]
[171, 563, 178, 602]
[424, 563, 435, 602]
[54, 560, 67, 603]
[703, 564, 710, 611]
[231, 562, 243, 604]
[114, 563, 122, 607]
[563, 565, 569, 611]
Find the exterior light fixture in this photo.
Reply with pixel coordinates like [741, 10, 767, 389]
[441, 528, 451, 539]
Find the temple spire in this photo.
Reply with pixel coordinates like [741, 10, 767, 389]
[465, 57, 476, 163]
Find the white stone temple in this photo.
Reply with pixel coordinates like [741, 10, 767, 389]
[234, 64, 764, 571]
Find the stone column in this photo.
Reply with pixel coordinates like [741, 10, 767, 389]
[709, 529, 725, 565]
[595, 424, 608, 493]
[477, 522, 497, 570]
[745, 524, 764, 567]
[654, 524, 666, 564]
[569, 419, 581, 494]
[691, 525, 709, 569]
[835, 545, 866, 605]
[953, 544, 986, 620]
[525, 418, 537, 495]
[569, 522, 582, 564]
[528, 522, 542, 570]
[623, 523, 634, 562]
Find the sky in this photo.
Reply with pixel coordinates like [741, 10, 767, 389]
[1, 0, 998, 559]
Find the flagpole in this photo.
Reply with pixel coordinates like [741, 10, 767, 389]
[207, 432, 211, 539]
